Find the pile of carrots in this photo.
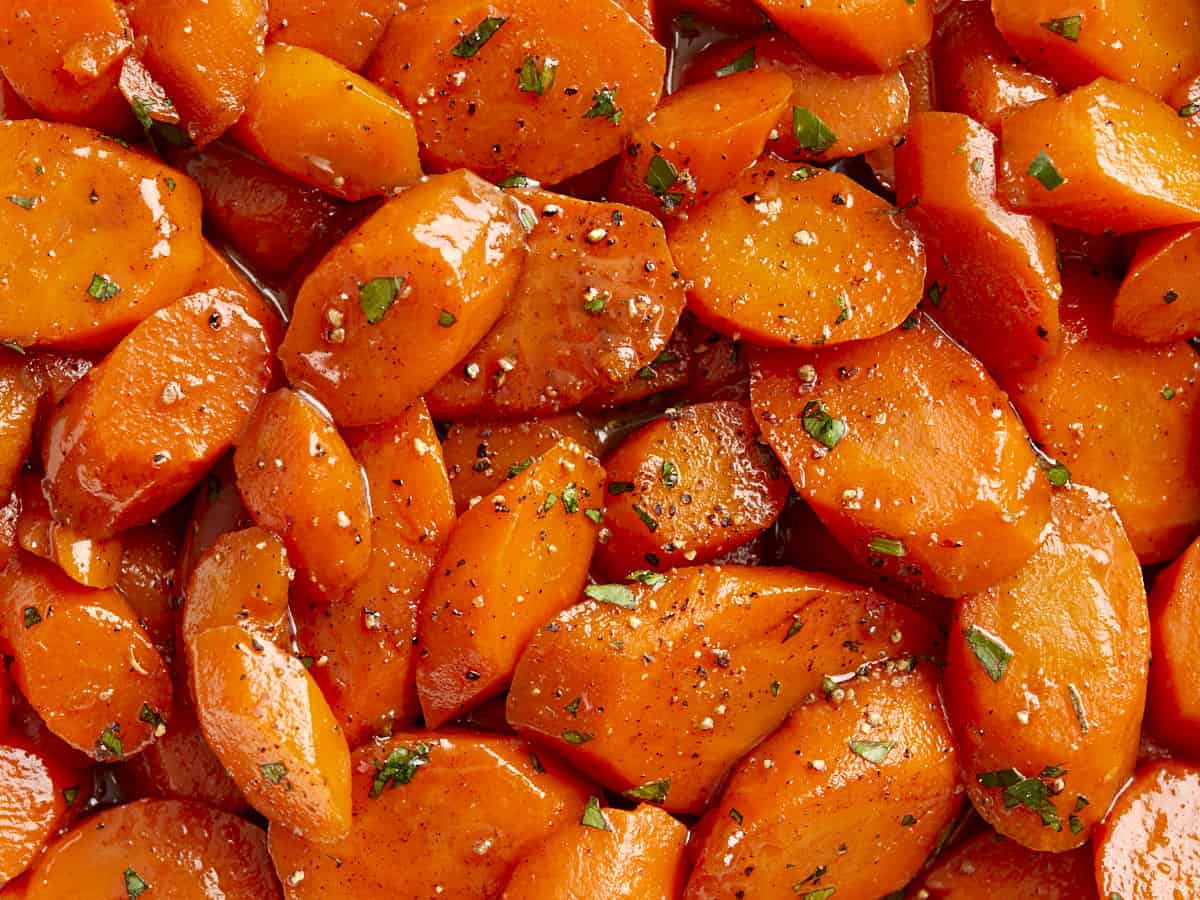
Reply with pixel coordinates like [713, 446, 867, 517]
[0, 0, 1198, 897]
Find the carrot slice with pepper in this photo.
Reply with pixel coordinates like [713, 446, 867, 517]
[752, 0, 933, 73]
[1112, 224, 1200, 342]
[266, 0, 397, 72]
[0, 740, 83, 883]
[0, 355, 38, 501]
[15, 470, 123, 589]
[1145, 536, 1200, 757]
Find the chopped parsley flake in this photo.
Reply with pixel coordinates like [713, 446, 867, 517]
[792, 107, 837, 153]
[359, 276, 405, 324]
[451, 16, 507, 58]
[584, 583, 637, 609]
[868, 536, 906, 557]
[1040, 15, 1082, 41]
[1027, 150, 1065, 191]
[623, 778, 670, 803]
[517, 55, 557, 94]
[964, 625, 1013, 682]
[584, 88, 622, 124]
[715, 47, 756, 78]
[125, 867, 149, 899]
[260, 762, 288, 785]
[369, 742, 431, 798]
[87, 274, 121, 302]
[580, 796, 611, 830]
[801, 400, 846, 450]
[849, 739, 895, 765]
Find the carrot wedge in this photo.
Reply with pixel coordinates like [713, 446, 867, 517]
[1112, 225, 1200, 342]
[1145, 536, 1200, 757]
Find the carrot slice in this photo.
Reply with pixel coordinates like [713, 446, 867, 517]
[0, 741, 78, 883]
[0, 120, 204, 350]
[1094, 761, 1200, 900]
[669, 165, 925, 347]
[750, 314, 1051, 597]
[42, 289, 274, 538]
[997, 79, 1200, 234]
[909, 828, 1098, 898]
[1168, 67, 1200, 135]
[24, 798, 281, 899]
[507, 564, 940, 813]
[1112, 225, 1200, 342]
[500, 804, 687, 900]
[1145, 536, 1200, 757]
[280, 170, 525, 427]
[113, 523, 179, 658]
[752, 0, 933, 73]
[267, 731, 591, 899]
[15, 471, 123, 589]
[266, 0, 397, 72]
[1002, 264, 1200, 564]
[233, 388, 372, 599]
[657, 0, 766, 32]
[684, 664, 960, 899]
[594, 400, 788, 577]
[416, 439, 604, 727]
[293, 401, 455, 746]
[894, 111, 1062, 375]
[0, 355, 39, 501]
[175, 455, 254, 590]
[426, 189, 686, 419]
[231, 44, 421, 201]
[369, 0, 665, 183]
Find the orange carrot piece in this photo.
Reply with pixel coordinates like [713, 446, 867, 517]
[997, 79, 1200, 234]
[1112, 224, 1200, 342]
[894, 111, 1062, 375]
[0, 741, 78, 883]
[279, 170, 525, 427]
[233, 388, 372, 599]
[175, 455, 253, 590]
[417, 439, 604, 727]
[15, 471, 123, 589]
[752, 0, 933, 73]
[1168, 67, 1200, 134]
[1145, 537, 1200, 757]
[507, 565, 940, 813]
[113, 523, 179, 658]
[656, 0, 767, 32]
[231, 43, 421, 201]
[0, 355, 38, 500]
[0, 73, 32, 121]
[751, 314, 1051, 597]
[267, 0, 397, 72]
[669, 165, 925, 348]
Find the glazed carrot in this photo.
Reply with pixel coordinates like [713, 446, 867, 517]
[991, 0, 1200, 99]
[114, 524, 182, 656]
[500, 804, 687, 900]
[231, 44, 421, 201]
[125, 0, 267, 146]
[946, 485, 1148, 851]
[416, 439, 604, 727]
[997, 79, 1200, 234]
[680, 318, 749, 404]
[24, 798, 281, 899]
[42, 288, 274, 538]
[752, 0, 933, 73]
[656, 0, 766, 32]
[669, 166, 925, 348]
[507, 565, 940, 813]
[0, 120, 204, 350]
[607, 69, 792, 216]
[191, 624, 351, 842]
[292, 401, 455, 746]
[685, 33, 911, 162]
[862, 49, 935, 190]
[1002, 265, 1200, 563]
[267, 0, 397, 72]
[1111, 225, 1200, 342]
[894, 111, 1062, 375]
[1145, 537, 1200, 757]
[21, 354, 93, 411]
[0, 741, 79, 882]
[0, 74, 32, 121]
[173, 143, 349, 279]
[751, 314, 1051, 596]
[1169, 67, 1200, 134]
[426, 189, 686, 419]
[369, 0, 665, 184]
[577, 326, 690, 412]
[267, 731, 591, 899]
[932, 1, 1056, 133]
[279, 170, 525, 427]
[189, 242, 285, 350]
[175, 455, 254, 590]
[15, 470, 123, 589]
[442, 413, 599, 513]
[0, 355, 38, 500]
[1094, 761, 1200, 900]
[0, 0, 134, 133]
[595, 401, 788, 577]
[0, 491, 17, 573]
[908, 828, 1099, 899]
[684, 664, 960, 899]
[0, 553, 172, 761]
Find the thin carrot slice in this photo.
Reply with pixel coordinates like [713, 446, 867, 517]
[1112, 225, 1200, 342]
[1145, 536, 1200, 757]
[909, 828, 1098, 898]
[0, 741, 78, 883]
[752, 0, 933, 73]
[266, 0, 397, 72]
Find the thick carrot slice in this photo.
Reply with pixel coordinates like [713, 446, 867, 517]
[24, 798, 281, 899]
[946, 485, 1148, 851]
[507, 565, 940, 813]
[991, 0, 1200, 99]
[231, 44, 420, 201]
[669, 165, 925, 347]
[42, 289, 274, 538]
[932, 1, 1056, 133]
[0, 553, 172, 761]
[684, 33, 911, 161]
[268, 731, 591, 899]
[577, 324, 691, 412]
[0, 741, 78, 883]
[684, 664, 960, 899]
[1094, 761, 1200, 900]
[369, 0, 665, 184]
[1145, 537, 1200, 757]
[15, 471, 123, 589]
[417, 439, 604, 727]
[751, 314, 1051, 597]
[279, 170, 525, 427]
[442, 413, 599, 514]
[499, 804, 687, 900]
[267, 0, 396, 71]
[114, 523, 179, 657]
[191, 624, 351, 842]
[125, 0, 267, 146]
[293, 402, 455, 746]
[0, 120, 204, 350]
[0, 0, 134, 133]
[997, 79, 1200, 234]
[608, 68, 792, 216]
[0, 355, 38, 500]
[1112, 225, 1200, 342]
[176, 455, 254, 590]
[894, 111, 1062, 375]
[753, 0, 933, 73]
[594, 400, 788, 576]
[1002, 264, 1200, 563]
[426, 189, 686, 419]
[909, 828, 1098, 898]
[233, 388, 372, 599]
